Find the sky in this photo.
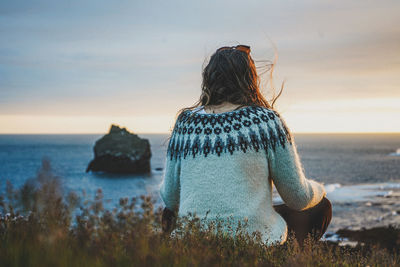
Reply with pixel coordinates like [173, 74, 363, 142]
[0, 0, 399, 134]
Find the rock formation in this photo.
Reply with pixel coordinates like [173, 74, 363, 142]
[86, 124, 151, 174]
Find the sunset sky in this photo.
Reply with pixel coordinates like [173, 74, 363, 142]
[1, 0, 399, 134]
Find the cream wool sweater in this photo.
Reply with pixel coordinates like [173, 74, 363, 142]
[159, 105, 326, 245]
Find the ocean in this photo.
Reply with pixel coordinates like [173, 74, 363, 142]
[0, 133, 399, 234]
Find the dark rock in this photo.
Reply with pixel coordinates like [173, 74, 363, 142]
[155, 167, 163, 171]
[86, 124, 151, 174]
[336, 225, 400, 252]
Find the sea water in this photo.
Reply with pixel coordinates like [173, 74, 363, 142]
[0, 133, 399, 232]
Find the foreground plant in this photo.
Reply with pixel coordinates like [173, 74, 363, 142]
[0, 159, 398, 266]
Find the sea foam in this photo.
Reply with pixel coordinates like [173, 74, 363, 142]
[389, 148, 400, 156]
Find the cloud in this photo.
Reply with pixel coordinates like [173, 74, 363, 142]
[0, 0, 399, 132]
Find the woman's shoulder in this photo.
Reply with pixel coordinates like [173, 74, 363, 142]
[172, 105, 287, 128]
[176, 105, 278, 117]
[167, 105, 293, 160]
[172, 104, 288, 136]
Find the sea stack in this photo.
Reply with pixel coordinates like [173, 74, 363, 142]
[86, 124, 151, 174]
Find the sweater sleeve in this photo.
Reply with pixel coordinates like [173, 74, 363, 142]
[159, 118, 182, 213]
[266, 112, 326, 211]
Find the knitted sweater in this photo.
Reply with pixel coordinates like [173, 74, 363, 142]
[159, 105, 326, 245]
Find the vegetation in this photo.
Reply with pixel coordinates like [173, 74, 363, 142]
[0, 159, 399, 266]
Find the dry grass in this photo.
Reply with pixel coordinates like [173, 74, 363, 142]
[0, 159, 398, 267]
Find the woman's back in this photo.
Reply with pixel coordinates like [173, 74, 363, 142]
[159, 105, 326, 245]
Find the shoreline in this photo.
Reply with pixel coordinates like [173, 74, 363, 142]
[273, 181, 400, 233]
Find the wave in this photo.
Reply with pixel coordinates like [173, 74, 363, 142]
[324, 183, 342, 193]
[388, 148, 400, 156]
[272, 182, 400, 204]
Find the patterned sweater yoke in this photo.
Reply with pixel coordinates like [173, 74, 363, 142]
[159, 105, 326, 245]
[167, 105, 292, 160]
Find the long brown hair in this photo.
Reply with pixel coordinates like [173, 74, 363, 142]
[164, 44, 285, 144]
[177, 47, 284, 117]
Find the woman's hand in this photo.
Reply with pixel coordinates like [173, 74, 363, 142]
[162, 207, 177, 234]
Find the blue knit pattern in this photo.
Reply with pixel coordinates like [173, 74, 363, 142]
[167, 106, 293, 161]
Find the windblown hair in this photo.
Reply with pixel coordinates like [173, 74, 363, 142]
[176, 45, 284, 121]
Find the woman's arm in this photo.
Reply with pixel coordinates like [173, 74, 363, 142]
[267, 111, 326, 211]
[159, 154, 181, 214]
[159, 116, 182, 215]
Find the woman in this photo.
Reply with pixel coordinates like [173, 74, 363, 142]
[159, 44, 332, 246]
